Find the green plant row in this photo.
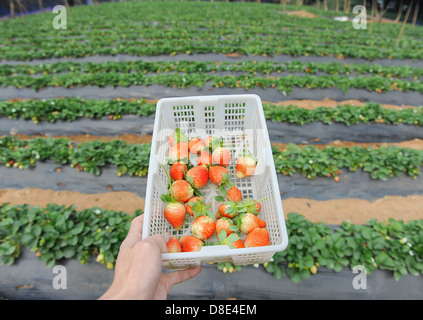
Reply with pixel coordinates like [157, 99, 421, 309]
[1, 72, 422, 93]
[264, 212, 423, 282]
[0, 2, 421, 60]
[272, 144, 423, 181]
[0, 136, 150, 178]
[0, 136, 422, 181]
[1, 60, 421, 79]
[1, 98, 421, 126]
[1, 203, 421, 283]
[0, 203, 142, 267]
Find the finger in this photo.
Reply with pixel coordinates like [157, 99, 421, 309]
[120, 215, 144, 250]
[163, 266, 202, 288]
[144, 234, 167, 254]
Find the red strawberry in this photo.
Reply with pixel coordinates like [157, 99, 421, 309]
[169, 162, 187, 181]
[217, 203, 237, 219]
[208, 165, 229, 186]
[168, 128, 187, 147]
[180, 235, 204, 252]
[239, 212, 266, 234]
[244, 228, 270, 247]
[197, 151, 213, 167]
[168, 141, 189, 163]
[163, 202, 187, 231]
[191, 215, 216, 240]
[236, 153, 257, 179]
[188, 137, 205, 155]
[171, 179, 194, 203]
[216, 217, 238, 236]
[186, 165, 209, 189]
[166, 236, 182, 253]
[212, 147, 232, 167]
[212, 147, 231, 167]
[230, 238, 245, 249]
[227, 186, 242, 203]
[186, 196, 202, 217]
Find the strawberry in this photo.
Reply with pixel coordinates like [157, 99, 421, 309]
[217, 203, 237, 219]
[236, 151, 257, 179]
[169, 162, 187, 181]
[244, 227, 270, 247]
[188, 137, 205, 155]
[168, 128, 187, 147]
[227, 186, 242, 203]
[186, 196, 202, 217]
[185, 165, 209, 189]
[188, 196, 212, 217]
[180, 235, 204, 252]
[230, 238, 245, 249]
[191, 215, 216, 240]
[163, 202, 187, 231]
[239, 212, 266, 234]
[216, 217, 238, 236]
[212, 147, 231, 167]
[217, 229, 243, 249]
[170, 179, 194, 203]
[208, 165, 229, 186]
[204, 136, 221, 151]
[168, 141, 189, 164]
[166, 236, 182, 253]
[197, 151, 213, 167]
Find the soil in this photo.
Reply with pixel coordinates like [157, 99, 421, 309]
[0, 188, 421, 225]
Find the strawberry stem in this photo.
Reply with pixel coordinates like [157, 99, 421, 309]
[162, 164, 172, 189]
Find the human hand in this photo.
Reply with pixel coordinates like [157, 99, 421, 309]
[99, 214, 202, 300]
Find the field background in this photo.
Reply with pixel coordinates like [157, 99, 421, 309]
[0, 0, 422, 299]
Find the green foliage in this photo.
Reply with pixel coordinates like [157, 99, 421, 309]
[265, 212, 423, 283]
[1, 98, 421, 126]
[0, 203, 143, 268]
[0, 1, 421, 60]
[272, 143, 423, 180]
[1, 136, 421, 181]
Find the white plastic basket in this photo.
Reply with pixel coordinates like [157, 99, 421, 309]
[142, 94, 288, 269]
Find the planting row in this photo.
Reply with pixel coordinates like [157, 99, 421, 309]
[0, 136, 421, 181]
[1, 98, 421, 126]
[0, 2, 421, 60]
[1, 60, 421, 79]
[1, 72, 422, 93]
[0, 204, 421, 283]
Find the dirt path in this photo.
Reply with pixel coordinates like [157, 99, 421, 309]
[1, 188, 422, 224]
